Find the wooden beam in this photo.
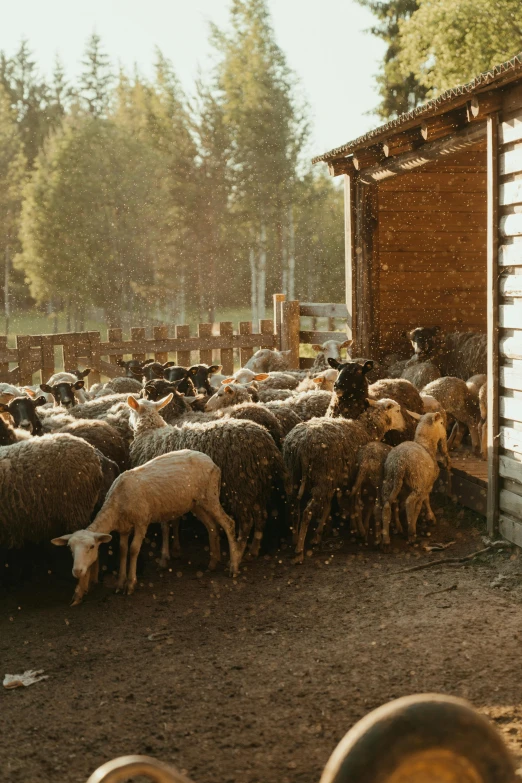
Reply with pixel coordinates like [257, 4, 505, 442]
[383, 128, 422, 157]
[357, 122, 487, 184]
[487, 113, 500, 536]
[467, 90, 503, 122]
[354, 180, 379, 357]
[421, 113, 461, 142]
[353, 146, 384, 171]
[328, 157, 355, 177]
[344, 173, 354, 340]
[299, 302, 349, 319]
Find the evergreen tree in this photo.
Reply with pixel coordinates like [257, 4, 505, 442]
[357, 0, 428, 119]
[78, 33, 113, 117]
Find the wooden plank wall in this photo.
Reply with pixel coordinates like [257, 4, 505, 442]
[376, 145, 487, 354]
[496, 92, 522, 546]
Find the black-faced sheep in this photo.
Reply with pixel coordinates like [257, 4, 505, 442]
[409, 327, 486, 380]
[326, 360, 373, 419]
[283, 399, 406, 563]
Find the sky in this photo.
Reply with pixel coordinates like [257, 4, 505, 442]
[0, 0, 386, 158]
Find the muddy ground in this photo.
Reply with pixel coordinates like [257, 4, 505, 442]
[2, 497, 522, 783]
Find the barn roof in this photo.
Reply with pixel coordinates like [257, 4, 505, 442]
[313, 52, 522, 164]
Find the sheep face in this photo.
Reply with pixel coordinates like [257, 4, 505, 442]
[127, 393, 173, 429]
[116, 359, 145, 379]
[51, 530, 112, 578]
[40, 380, 84, 410]
[163, 365, 189, 383]
[0, 394, 46, 434]
[408, 326, 442, 359]
[331, 360, 373, 398]
[243, 349, 291, 373]
[311, 339, 352, 362]
[187, 364, 223, 395]
[369, 398, 406, 432]
[205, 383, 252, 411]
[232, 368, 270, 385]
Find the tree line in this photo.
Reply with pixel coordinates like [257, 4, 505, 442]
[0, 0, 343, 332]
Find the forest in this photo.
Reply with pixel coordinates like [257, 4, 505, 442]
[0, 0, 344, 333]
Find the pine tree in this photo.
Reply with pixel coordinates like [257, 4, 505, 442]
[78, 33, 113, 117]
[356, 0, 428, 120]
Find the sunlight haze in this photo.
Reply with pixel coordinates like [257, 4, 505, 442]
[1, 0, 385, 156]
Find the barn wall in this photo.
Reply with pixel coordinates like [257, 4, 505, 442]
[376, 146, 487, 354]
[496, 88, 522, 544]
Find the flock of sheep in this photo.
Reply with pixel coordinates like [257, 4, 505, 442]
[0, 325, 487, 605]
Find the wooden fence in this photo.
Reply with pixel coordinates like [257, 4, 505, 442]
[0, 294, 349, 386]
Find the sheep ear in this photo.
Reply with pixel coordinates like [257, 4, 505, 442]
[434, 412, 442, 422]
[74, 380, 85, 390]
[339, 340, 353, 349]
[254, 373, 269, 381]
[116, 359, 126, 368]
[327, 358, 341, 369]
[51, 535, 72, 546]
[312, 377, 323, 384]
[156, 393, 173, 410]
[221, 378, 235, 385]
[81, 368, 92, 377]
[40, 383, 53, 394]
[366, 398, 378, 407]
[406, 409, 422, 421]
[34, 396, 47, 407]
[23, 386, 36, 397]
[362, 361, 374, 374]
[209, 365, 222, 374]
[311, 344, 322, 352]
[127, 395, 140, 411]
[93, 533, 112, 544]
[0, 402, 9, 413]
[224, 385, 235, 394]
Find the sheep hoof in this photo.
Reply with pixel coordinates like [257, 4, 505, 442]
[124, 580, 136, 595]
[70, 595, 83, 607]
[158, 557, 170, 569]
[292, 554, 304, 565]
[208, 558, 218, 571]
[380, 542, 391, 553]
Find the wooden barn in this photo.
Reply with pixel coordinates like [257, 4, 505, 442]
[313, 54, 522, 545]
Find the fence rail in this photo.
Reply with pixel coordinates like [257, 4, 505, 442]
[0, 295, 350, 385]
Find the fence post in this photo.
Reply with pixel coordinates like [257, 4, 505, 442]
[239, 322, 253, 367]
[219, 322, 234, 375]
[16, 335, 34, 386]
[280, 300, 300, 369]
[88, 332, 101, 386]
[108, 328, 123, 370]
[130, 327, 147, 363]
[176, 324, 191, 367]
[273, 293, 285, 350]
[40, 335, 55, 383]
[0, 336, 9, 382]
[198, 323, 213, 366]
[153, 326, 170, 363]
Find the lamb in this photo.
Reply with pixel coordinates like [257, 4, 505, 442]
[409, 327, 486, 380]
[400, 358, 441, 390]
[52, 450, 242, 604]
[350, 442, 392, 542]
[0, 433, 109, 549]
[244, 348, 292, 372]
[310, 339, 353, 372]
[381, 411, 450, 549]
[422, 376, 481, 453]
[326, 360, 373, 419]
[128, 394, 285, 557]
[283, 398, 406, 563]
[296, 368, 338, 393]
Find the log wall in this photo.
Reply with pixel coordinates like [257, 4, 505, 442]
[376, 146, 487, 354]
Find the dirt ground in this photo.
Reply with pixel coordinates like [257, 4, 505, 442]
[2, 497, 522, 783]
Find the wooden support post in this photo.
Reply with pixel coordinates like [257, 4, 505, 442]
[280, 300, 300, 369]
[62, 336, 79, 373]
[344, 174, 354, 341]
[176, 325, 190, 368]
[219, 322, 234, 375]
[107, 328, 123, 370]
[487, 113, 500, 536]
[239, 322, 254, 367]
[198, 323, 213, 366]
[273, 293, 286, 349]
[153, 326, 169, 363]
[130, 328, 147, 363]
[354, 180, 379, 358]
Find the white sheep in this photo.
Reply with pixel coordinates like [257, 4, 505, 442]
[380, 411, 450, 549]
[295, 368, 338, 393]
[52, 449, 242, 604]
[310, 339, 352, 371]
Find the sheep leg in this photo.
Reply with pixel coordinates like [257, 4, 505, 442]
[469, 423, 480, 455]
[171, 518, 181, 558]
[248, 512, 267, 558]
[71, 573, 90, 606]
[405, 493, 423, 543]
[159, 521, 170, 568]
[125, 530, 145, 595]
[206, 505, 242, 578]
[363, 499, 375, 542]
[310, 504, 331, 547]
[115, 533, 129, 593]
[392, 503, 403, 534]
[293, 496, 327, 564]
[447, 421, 465, 450]
[423, 496, 436, 525]
[381, 476, 403, 551]
[193, 507, 221, 571]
